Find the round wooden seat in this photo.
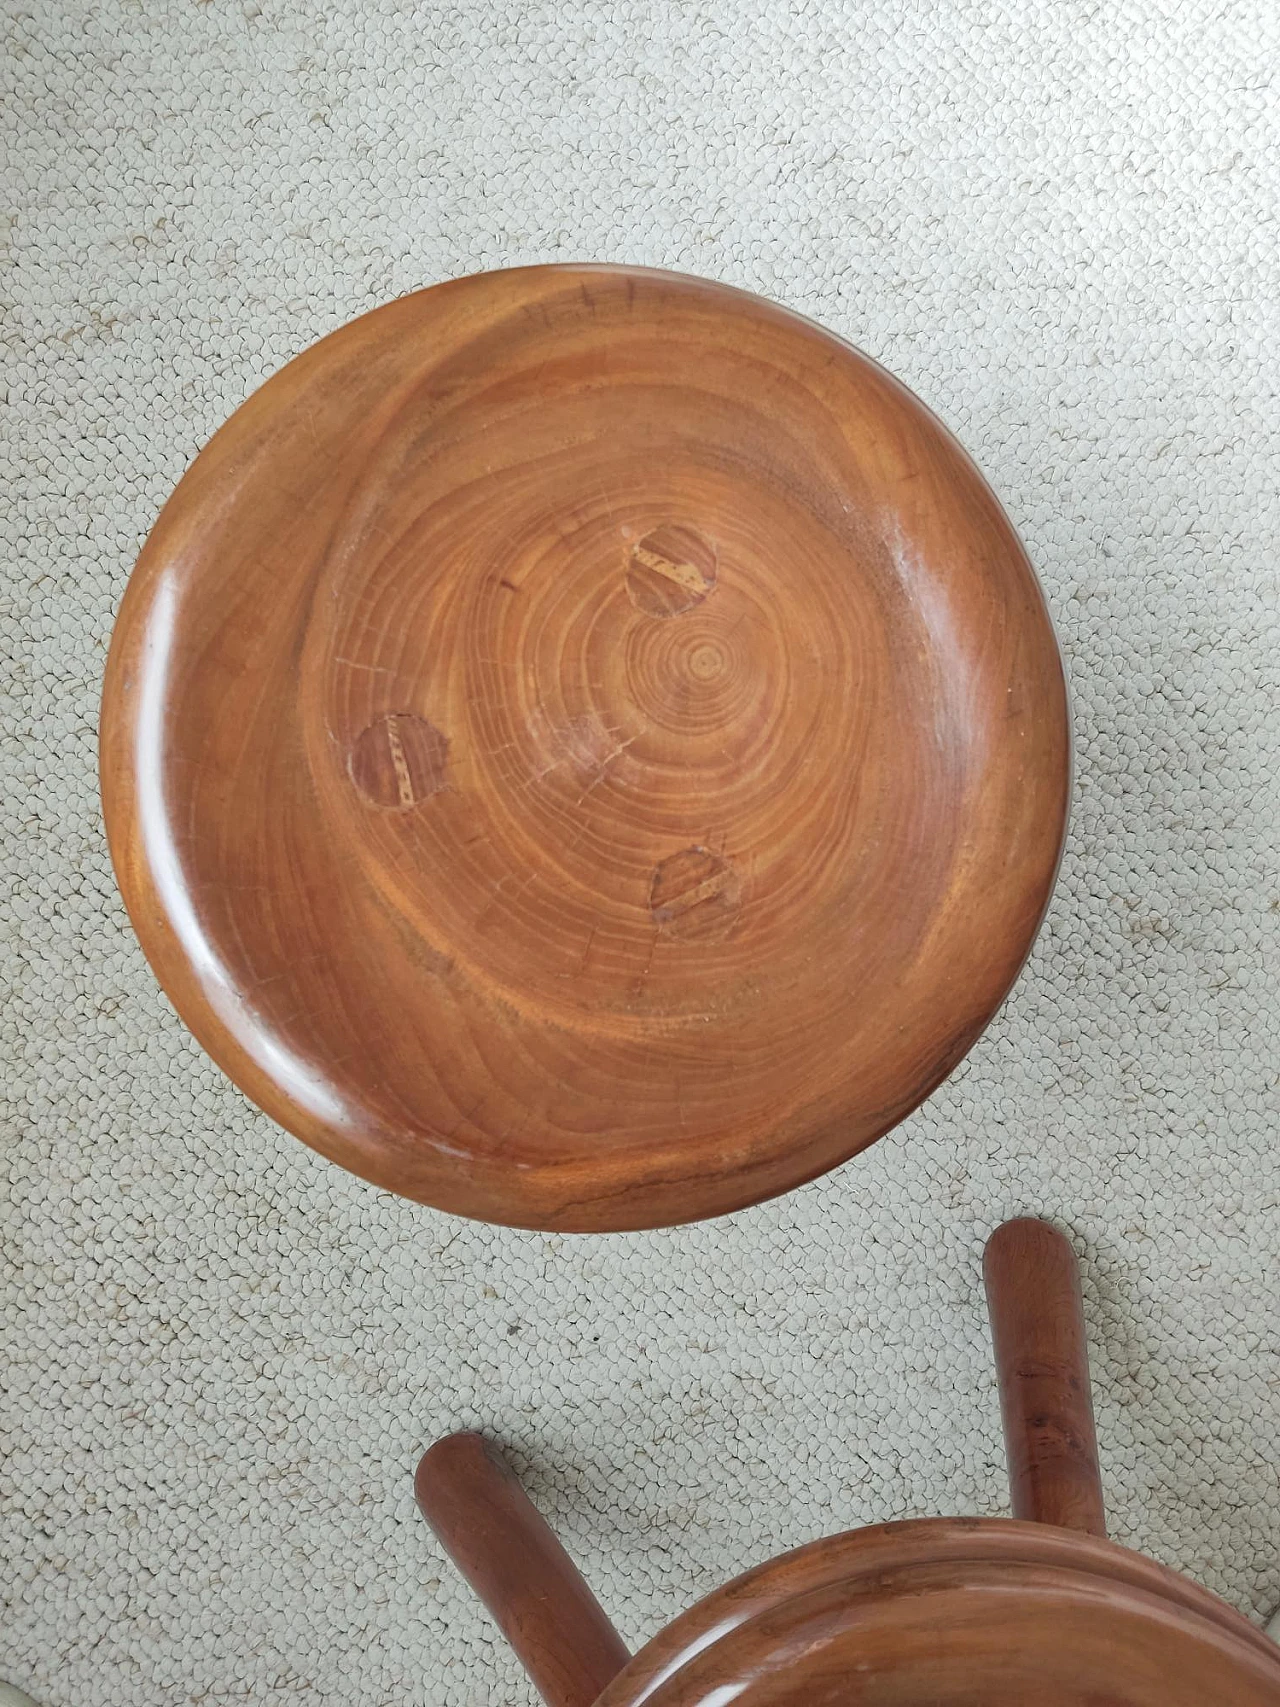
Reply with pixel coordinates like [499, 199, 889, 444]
[100, 265, 1069, 1229]
[597, 1520, 1280, 1706]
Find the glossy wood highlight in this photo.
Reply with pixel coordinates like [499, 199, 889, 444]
[596, 1520, 1280, 1706]
[416, 1433, 628, 1707]
[101, 265, 1070, 1229]
[984, 1217, 1106, 1535]
[601, 1519, 1280, 1706]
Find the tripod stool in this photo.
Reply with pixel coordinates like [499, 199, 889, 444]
[417, 1219, 1280, 1705]
[100, 264, 1069, 1233]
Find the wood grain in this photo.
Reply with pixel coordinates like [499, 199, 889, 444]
[415, 1433, 629, 1707]
[100, 265, 1071, 1229]
[595, 1519, 1280, 1706]
[984, 1217, 1107, 1535]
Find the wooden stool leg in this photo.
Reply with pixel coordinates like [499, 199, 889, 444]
[983, 1218, 1107, 1537]
[415, 1432, 629, 1707]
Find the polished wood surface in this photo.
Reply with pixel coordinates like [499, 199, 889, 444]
[100, 264, 1070, 1229]
[596, 1519, 1280, 1705]
[415, 1433, 628, 1707]
[983, 1217, 1107, 1535]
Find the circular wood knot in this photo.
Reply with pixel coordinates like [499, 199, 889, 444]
[649, 846, 741, 940]
[625, 525, 717, 617]
[349, 713, 449, 809]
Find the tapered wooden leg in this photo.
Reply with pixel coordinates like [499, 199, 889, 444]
[415, 1432, 629, 1707]
[983, 1218, 1107, 1537]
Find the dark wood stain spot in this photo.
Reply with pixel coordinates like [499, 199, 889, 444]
[350, 714, 450, 809]
[649, 846, 740, 940]
[625, 525, 717, 617]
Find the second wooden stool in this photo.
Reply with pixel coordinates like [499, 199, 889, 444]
[417, 1220, 1280, 1705]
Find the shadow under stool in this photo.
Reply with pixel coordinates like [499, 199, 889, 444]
[417, 1218, 1280, 1706]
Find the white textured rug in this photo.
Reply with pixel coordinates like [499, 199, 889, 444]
[4, 2, 1279, 1702]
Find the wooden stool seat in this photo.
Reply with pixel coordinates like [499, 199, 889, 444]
[416, 1220, 1280, 1704]
[595, 1520, 1280, 1705]
[101, 266, 1069, 1229]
